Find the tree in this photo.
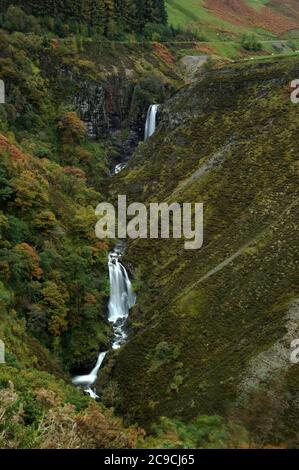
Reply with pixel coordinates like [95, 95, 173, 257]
[57, 112, 86, 145]
[0, 211, 8, 241]
[0, 161, 13, 201]
[90, 0, 106, 34]
[102, 0, 116, 37]
[10, 169, 49, 209]
[153, 0, 167, 24]
[241, 34, 262, 52]
[0, 281, 11, 314]
[32, 210, 58, 233]
[42, 281, 69, 337]
[13, 243, 43, 280]
[1, 0, 168, 35]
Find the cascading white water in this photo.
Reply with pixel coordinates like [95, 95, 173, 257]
[144, 104, 159, 141]
[113, 104, 159, 174]
[114, 162, 127, 175]
[72, 352, 107, 398]
[108, 250, 136, 350]
[72, 248, 136, 397]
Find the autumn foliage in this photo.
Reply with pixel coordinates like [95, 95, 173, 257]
[57, 112, 86, 145]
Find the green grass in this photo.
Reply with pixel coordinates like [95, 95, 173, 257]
[165, 0, 298, 60]
[167, 0, 246, 40]
[246, 0, 269, 10]
[167, 0, 276, 40]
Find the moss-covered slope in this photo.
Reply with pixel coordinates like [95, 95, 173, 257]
[107, 57, 299, 446]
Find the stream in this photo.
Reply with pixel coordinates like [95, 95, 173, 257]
[72, 104, 159, 398]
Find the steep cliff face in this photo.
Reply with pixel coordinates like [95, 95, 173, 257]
[39, 40, 182, 167]
[105, 57, 299, 446]
[53, 65, 135, 139]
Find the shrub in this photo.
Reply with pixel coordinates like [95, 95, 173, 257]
[142, 415, 248, 449]
[241, 34, 262, 52]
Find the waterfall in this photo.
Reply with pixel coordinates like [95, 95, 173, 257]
[72, 248, 136, 397]
[108, 250, 136, 350]
[72, 352, 107, 398]
[114, 163, 127, 175]
[144, 104, 159, 141]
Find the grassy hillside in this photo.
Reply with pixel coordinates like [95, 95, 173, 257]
[106, 56, 299, 447]
[166, 0, 299, 59]
[167, 0, 298, 37]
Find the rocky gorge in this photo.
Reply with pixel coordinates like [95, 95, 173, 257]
[0, 11, 298, 448]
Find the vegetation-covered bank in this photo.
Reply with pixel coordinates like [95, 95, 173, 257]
[0, 366, 141, 449]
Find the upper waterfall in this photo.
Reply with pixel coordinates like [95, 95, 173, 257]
[144, 104, 159, 141]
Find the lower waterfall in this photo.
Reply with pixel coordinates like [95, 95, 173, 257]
[72, 247, 136, 398]
[72, 352, 107, 398]
[108, 250, 136, 349]
[114, 162, 127, 175]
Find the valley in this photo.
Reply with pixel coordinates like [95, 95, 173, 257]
[0, 0, 298, 450]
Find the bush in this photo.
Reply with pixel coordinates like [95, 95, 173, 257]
[0, 370, 141, 449]
[241, 34, 262, 52]
[0, 6, 40, 34]
[141, 415, 248, 449]
[143, 23, 175, 42]
[130, 73, 166, 123]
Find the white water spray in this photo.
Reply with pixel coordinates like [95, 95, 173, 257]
[72, 352, 107, 398]
[144, 104, 159, 141]
[108, 250, 136, 349]
[114, 162, 127, 175]
[72, 248, 136, 397]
